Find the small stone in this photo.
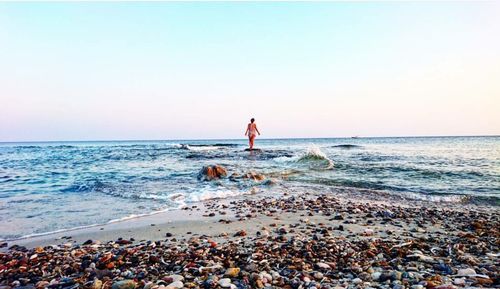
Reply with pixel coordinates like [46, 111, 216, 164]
[165, 275, 184, 283]
[225, 267, 241, 277]
[435, 263, 453, 275]
[234, 230, 247, 237]
[92, 279, 102, 289]
[36, 281, 49, 289]
[111, 280, 136, 289]
[313, 272, 324, 279]
[258, 272, 272, 282]
[352, 278, 362, 284]
[407, 253, 434, 263]
[453, 278, 465, 286]
[457, 268, 476, 276]
[364, 229, 374, 236]
[165, 281, 183, 289]
[435, 285, 457, 289]
[218, 278, 232, 288]
[393, 271, 402, 281]
[316, 262, 331, 269]
[358, 272, 371, 281]
[372, 272, 382, 281]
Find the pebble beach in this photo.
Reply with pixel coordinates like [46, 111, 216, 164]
[1, 188, 498, 289]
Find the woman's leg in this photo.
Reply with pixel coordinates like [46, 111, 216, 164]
[249, 135, 255, 149]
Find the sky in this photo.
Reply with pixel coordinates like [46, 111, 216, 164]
[0, 2, 499, 141]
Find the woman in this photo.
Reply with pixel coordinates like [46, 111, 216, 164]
[245, 118, 261, 150]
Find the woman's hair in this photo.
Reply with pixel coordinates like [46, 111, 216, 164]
[250, 118, 255, 123]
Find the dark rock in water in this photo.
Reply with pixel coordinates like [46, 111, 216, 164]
[332, 144, 361, 149]
[242, 171, 265, 181]
[244, 148, 262, 152]
[83, 239, 93, 245]
[198, 165, 227, 181]
[230, 171, 266, 182]
[229, 172, 241, 181]
[187, 143, 240, 147]
[262, 179, 277, 186]
[0, 242, 7, 248]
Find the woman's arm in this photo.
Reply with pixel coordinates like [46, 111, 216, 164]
[256, 125, 261, 135]
[245, 124, 249, 136]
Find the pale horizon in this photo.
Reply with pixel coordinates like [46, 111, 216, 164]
[1, 2, 500, 142]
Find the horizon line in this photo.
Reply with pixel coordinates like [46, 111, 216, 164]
[0, 134, 499, 144]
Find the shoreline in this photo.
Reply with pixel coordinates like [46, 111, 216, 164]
[1, 189, 498, 288]
[1, 187, 495, 249]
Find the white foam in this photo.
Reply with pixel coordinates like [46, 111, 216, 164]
[272, 155, 298, 163]
[107, 205, 181, 224]
[184, 145, 220, 151]
[187, 187, 257, 202]
[400, 192, 469, 203]
[302, 144, 331, 160]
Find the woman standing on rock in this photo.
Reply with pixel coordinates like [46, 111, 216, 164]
[245, 118, 260, 150]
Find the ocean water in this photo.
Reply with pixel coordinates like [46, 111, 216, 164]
[0, 136, 499, 240]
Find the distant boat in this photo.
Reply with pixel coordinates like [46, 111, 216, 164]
[351, 136, 360, 139]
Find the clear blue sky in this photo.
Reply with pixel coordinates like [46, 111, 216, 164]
[1, 2, 499, 141]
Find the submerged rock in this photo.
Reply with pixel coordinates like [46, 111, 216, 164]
[244, 148, 262, 152]
[198, 165, 227, 181]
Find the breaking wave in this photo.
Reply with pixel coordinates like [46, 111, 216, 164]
[297, 145, 334, 169]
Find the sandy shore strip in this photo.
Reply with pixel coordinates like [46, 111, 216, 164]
[1, 191, 499, 289]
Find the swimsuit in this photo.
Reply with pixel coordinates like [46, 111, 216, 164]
[248, 125, 257, 137]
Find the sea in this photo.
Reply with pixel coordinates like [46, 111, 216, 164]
[0, 136, 499, 240]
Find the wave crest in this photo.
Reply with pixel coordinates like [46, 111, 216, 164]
[297, 145, 334, 169]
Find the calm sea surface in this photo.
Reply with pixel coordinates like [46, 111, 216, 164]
[0, 136, 498, 239]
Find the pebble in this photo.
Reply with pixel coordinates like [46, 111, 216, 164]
[316, 262, 331, 269]
[364, 229, 374, 236]
[225, 267, 241, 277]
[111, 280, 136, 289]
[258, 272, 272, 282]
[165, 281, 183, 289]
[453, 278, 466, 285]
[372, 272, 382, 281]
[218, 278, 232, 288]
[165, 275, 184, 283]
[456, 268, 476, 276]
[0, 194, 497, 289]
[92, 279, 102, 289]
